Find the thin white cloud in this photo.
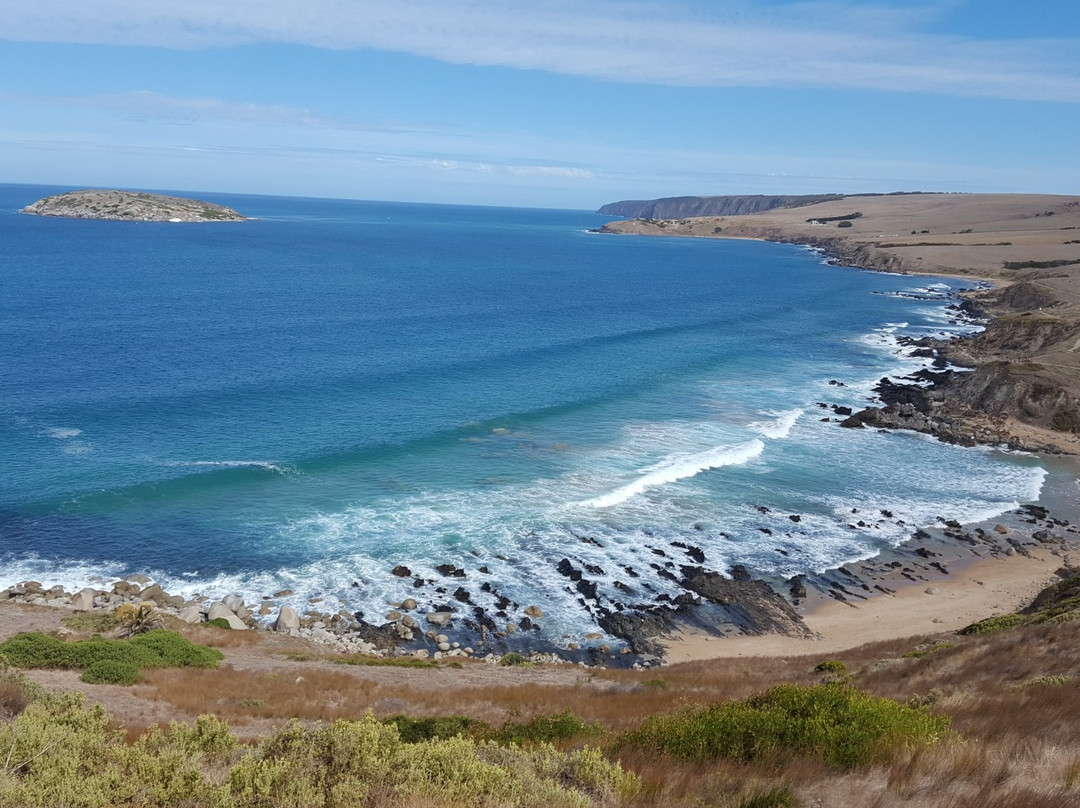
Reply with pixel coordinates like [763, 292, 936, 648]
[2, 0, 1079, 102]
[428, 158, 595, 180]
[62, 90, 437, 133]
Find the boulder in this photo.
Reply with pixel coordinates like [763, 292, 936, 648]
[426, 611, 453, 627]
[138, 583, 168, 606]
[178, 605, 204, 624]
[127, 574, 152, 585]
[70, 588, 97, 612]
[273, 605, 300, 634]
[222, 594, 246, 613]
[207, 602, 248, 630]
[524, 605, 544, 618]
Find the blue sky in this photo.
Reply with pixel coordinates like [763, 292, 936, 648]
[1, 0, 1078, 209]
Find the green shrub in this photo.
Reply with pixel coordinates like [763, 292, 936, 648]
[642, 678, 667, 689]
[494, 710, 605, 746]
[499, 652, 529, 666]
[837, 220, 853, 227]
[383, 714, 486, 743]
[206, 617, 233, 630]
[0, 630, 223, 671]
[958, 614, 1026, 635]
[80, 660, 144, 686]
[813, 660, 847, 674]
[619, 684, 950, 767]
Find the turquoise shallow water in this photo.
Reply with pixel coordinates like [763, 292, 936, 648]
[0, 184, 1047, 644]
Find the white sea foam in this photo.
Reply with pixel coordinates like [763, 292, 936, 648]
[42, 427, 81, 439]
[580, 439, 764, 508]
[163, 460, 291, 474]
[748, 409, 802, 439]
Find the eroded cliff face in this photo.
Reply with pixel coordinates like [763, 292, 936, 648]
[597, 194, 843, 219]
[842, 284, 1080, 452]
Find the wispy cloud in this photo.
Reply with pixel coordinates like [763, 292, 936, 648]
[63, 91, 435, 133]
[3, 1, 1079, 102]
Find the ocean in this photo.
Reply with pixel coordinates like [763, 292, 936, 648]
[0, 184, 1048, 646]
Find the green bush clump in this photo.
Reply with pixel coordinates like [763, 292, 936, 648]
[383, 714, 487, 743]
[958, 614, 1026, 636]
[499, 652, 530, 666]
[619, 684, 950, 767]
[206, 617, 233, 630]
[813, 660, 847, 674]
[0, 630, 223, 672]
[494, 710, 605, 746]
[80, 660, 144, 686]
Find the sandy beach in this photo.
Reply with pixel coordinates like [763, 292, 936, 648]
[663, 547, 1070, 663]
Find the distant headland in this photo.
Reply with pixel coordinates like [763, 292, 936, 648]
[20, 189, 246, 222]
[596, 191, 1080, 456]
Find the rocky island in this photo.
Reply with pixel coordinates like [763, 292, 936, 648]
[21, 189, 246, 222]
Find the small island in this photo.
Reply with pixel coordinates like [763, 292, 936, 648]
[20, 189, 247, 222]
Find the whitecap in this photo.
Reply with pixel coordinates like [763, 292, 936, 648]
[580, 439, 764, 508]
[42, 427, 81, 439]
[748, 409, 802, 439]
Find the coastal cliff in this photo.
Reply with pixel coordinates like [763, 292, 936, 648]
[21, 189, 246, 222]
[598, 194, 843, 219]
[596, 192, 1080, 454]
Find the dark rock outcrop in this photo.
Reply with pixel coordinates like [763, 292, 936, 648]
[680, 566, 816, 638]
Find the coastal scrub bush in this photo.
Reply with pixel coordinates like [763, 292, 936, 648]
[0, 659, 40, 717]
[114, 602, 167, 637]
[813, 660, 847, 674]
[227, 716, 637, 807]
[0, 695, 636, 808]
[958, 614, 1026, 635]
[206, 617, 233, 630]
[499, 652, 529, 666]
[493, 710, 605, 746]
[619, 684, 950, 767]
[0, 630, 223, 671]
[80, 660, 144, 686]
[383, 714, 485, 742]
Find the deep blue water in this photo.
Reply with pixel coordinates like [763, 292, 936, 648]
[0, 184, 1046, 643]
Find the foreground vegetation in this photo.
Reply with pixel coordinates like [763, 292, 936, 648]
[1, 574, 1079, 806]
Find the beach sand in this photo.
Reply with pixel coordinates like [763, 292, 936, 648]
[663, 547, 1069, 663]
